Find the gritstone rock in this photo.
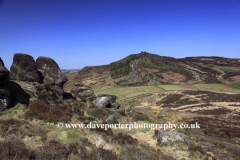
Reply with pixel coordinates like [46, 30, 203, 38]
[93, 97, 112, 108]
[0, 57, 10, 85]
[10, 53, 41, 82]
[157, 130, 191, 144]
[96, 94, 118, 103]
[36, 56, 68, 98]
[70, 86, 95, 99]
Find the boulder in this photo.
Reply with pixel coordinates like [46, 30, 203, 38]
[157, 130, 191, 144]
[96, 94, 118, 103]
[36, 56, 68, 86]
[15, 81, 39, 98]
[93, 97, 112, 108]
[0, 58, 10, 85]
[36, 56, 68, 98]
[70, 86, 95, 98]
[10, 53, 41, 82]
[0, 81, 31, 112]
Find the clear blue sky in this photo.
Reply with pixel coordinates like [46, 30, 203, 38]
[0, 0, 240, 69]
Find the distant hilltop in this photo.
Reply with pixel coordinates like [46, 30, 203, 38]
[64, 51, 240, 91]
[61, 69, 81, 75]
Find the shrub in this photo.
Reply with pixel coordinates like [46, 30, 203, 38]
[25, 100, 72, 123]
[120, 144, 161, 160]
[44, 83, 51, 90]
[38, 92, 46, 101]
[74, 107, 95, 123]
[73, 107, 84, 116]
[86, 108, 114, 120]
[25, 99, 50, 121]
[159, 94, 183, 104]
[188, 144, 206, 155]
[81, 98, 87, 102]
[129, 112, 151, 122]
[86, 97, 95, 102]
[0, 135, 122, 160]
[71, 99, 87, 110]
[112, 132, 138, 145]
[38, 139, 70, 159]
[90, 121, 114, 136]
[94, 147, 120, 160]
[117, 110, 126, 116]
[106, 115, 119, 124]
[45, 105, 72, 123]
[0, 117, 48, 138]
[154, 130, 159, 137]
[0, 137, 36, 159]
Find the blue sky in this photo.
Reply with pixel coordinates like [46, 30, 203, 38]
[0, 0, 240, 69]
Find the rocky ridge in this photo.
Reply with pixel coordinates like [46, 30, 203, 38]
[0, 53, 119, 111]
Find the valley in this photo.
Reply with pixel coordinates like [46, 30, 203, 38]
[1, 52, 240, 159]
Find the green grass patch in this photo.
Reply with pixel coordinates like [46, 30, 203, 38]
[191, 83, 240, 93]
[227, 82, 240, 89]
[214, 66, 240, 72]
[158, 85, 192, 91]
[94, 85, 164, 101]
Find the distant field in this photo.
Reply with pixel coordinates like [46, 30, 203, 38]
[189, 83, 240, 93]
[158, 84, 192, 91]
[93, 85, 165, 100]
[93, 83, 240, 100]
[227, 82, 240, 89]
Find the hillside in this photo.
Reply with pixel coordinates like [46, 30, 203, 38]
[1, 53, 240, 159]
[64, 52, 240, 92]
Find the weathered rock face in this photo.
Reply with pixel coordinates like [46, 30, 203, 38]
[129, 59, 142, 82]
[96, 94, 118, 103]
[36, 56, 68, 98]
[0, 81, 31, 112]
[70, 86, 95, 99]
[10, 53, 41, 82]
[36, 56, 68, 86]
[93, 97, 112, 108]
[157, 130, 191, 144]
[0, 58, 11, 111]
[0, 58, 10, 85]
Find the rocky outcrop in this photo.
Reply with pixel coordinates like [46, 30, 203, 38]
[157, 130, 191, 144]
[10, 53, 41, 82]
[0, 58, 12, 111]
[129, 59, 142, 82]
[93, 97, 112, 108]
[36, 56, 68, 98]
[0, 58, 30, 111]
[0, 81, 31, 112]
[70, 86, 95, 99]
[0, 58, 10, 85]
